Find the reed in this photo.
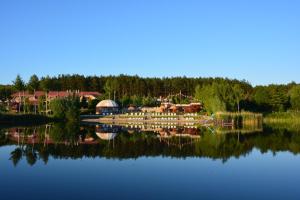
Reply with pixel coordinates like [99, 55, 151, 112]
[264, 112, 300, 124]
[215, 111, 263, 128]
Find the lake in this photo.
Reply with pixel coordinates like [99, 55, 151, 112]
[1, 122, 300, 200]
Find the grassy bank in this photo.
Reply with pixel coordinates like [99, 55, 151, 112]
[215, 112, 263, 128]
[264, 112, 300, 124]
[0, 113, 55, 127]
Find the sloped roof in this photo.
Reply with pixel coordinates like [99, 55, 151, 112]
[12, 91, 101, 98]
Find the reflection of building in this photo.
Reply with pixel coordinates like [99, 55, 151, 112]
[95, 125, 120, 140]
[96, 100, 119, 114]
[6, 127, 52, 144]
[123, 125, 201, 139]
[155, 127, 201, 139]
[96, 132, 118, 140]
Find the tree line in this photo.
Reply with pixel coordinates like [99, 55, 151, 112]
[1, 74, 300, 113]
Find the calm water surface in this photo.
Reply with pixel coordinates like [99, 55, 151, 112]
[1, 122, 300, 200]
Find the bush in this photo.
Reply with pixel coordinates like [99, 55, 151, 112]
[49, 95, 80, 121]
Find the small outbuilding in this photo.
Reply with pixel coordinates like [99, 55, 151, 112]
[96, 99, 119, 114]
[127, 104, 138, 112]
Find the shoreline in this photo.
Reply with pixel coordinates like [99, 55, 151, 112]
[0, 113, 56, 127]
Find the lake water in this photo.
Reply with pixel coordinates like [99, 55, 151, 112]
[1, 122, 300, 200]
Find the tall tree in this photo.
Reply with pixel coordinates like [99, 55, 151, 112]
[268, 85, 289, 112]
[49, 98, 66, 119]
[232, 84, 244, 112]
[0, 85, 14, 102]
[195, 84, 226, 114]
[10, 148, 23, 167]
[289, 85, 300, 111]
[40, 76, 52, 92]
[27, 74, 40, 92]
[13, 75, 25, 91]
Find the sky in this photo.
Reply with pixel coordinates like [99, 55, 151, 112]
[0, 0, 299, 86]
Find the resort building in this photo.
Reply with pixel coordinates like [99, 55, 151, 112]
[160, 102, 202, 113]
[12, 90, 100, 102]
[140, 106, 161, 113]
[96, 99, 119, 115]
[127, 104, 139, 112]
[11, 90, 101, 113]
[134, 102, 202, 114]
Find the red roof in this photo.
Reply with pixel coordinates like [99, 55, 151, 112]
[12, 91, 101, 98]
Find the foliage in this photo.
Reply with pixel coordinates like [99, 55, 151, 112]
[38, 95, 46, 113]
[24, 97, 32, 113]
[49, 98, 66, 119]
[289, 85, 300, 111]
[9, 74, 251, 98]
[120, 95, 131, 107]
[232, 84, 244, 112]
[40, 75, 53, 91]
[131, 95, 142, 107]
[65, 96, 80, 121]
[49, 95, 80, 121]
[269, 85, 289, 111]
[195, 83, 229, 113]
[0, 85, 14, 102]
[253, 85, 289, 112]
[142, 96, 158, 107]
[252, 86, 271, 112]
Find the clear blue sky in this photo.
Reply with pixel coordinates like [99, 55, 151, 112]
[0, 0, 299, 86]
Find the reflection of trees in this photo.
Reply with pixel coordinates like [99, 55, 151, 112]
[10, 147, 22, 166]
[3, 123, 300, 166]
[25, 145, 37, 166]
[49, 121, 81, 144]
[0, 129, 9, 146]
[39, 147, 50, 164]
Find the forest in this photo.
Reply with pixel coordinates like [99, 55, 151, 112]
[1, 74, 300, 114]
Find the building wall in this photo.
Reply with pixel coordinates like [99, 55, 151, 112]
[96, 107, 119, 114]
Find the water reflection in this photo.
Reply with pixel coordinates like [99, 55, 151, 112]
[96, 125, 119, 140]
[2, 121, 300, 166]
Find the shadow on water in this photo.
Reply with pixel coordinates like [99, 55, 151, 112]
[1, 121, 300, 166]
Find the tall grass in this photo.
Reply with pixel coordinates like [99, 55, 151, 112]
[264, 112, 300, 124]
[215, 111, 263, 128]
